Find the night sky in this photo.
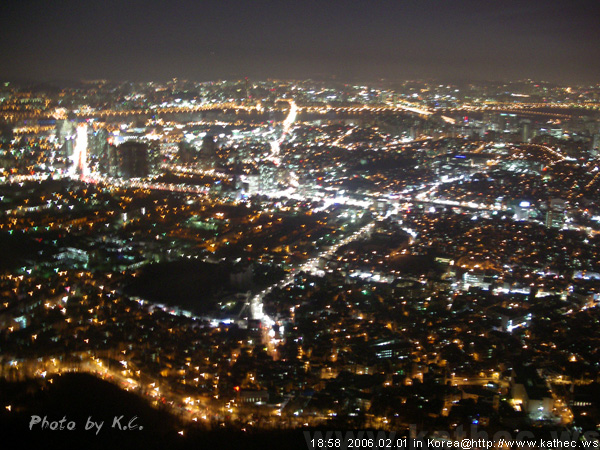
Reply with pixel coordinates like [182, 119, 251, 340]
[1, 0, 599, 84]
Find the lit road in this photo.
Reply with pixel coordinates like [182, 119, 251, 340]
[268, 99, 298, 164]
[4, 99, 599, 123]
[250, 220, 375, 355]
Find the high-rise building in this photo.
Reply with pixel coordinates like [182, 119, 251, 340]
[545, 198, 567, 229]
[545, 210, 564, 229]
[514, 200, 532, 221]
[61, 137, 74, 159]
[88, 128, 109, 157]
[178, 140, 196, 164]
[117, 141, 149, 179]
[0, 121, 14, 149]
[55, 119, 74, 143]
[55, 119, 75, 158]
[521, 120, 531, 143]
[87, 128, 109, 174]
[591, 133, 600, 158]
[99, 144, 119, 177]
[200, 134, 219, 168]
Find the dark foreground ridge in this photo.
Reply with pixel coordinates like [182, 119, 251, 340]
[0, 372, 315, 450]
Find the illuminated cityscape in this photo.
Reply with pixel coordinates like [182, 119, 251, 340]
[1, 1, 600, 449]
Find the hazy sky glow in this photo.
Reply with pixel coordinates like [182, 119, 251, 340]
[1, 0, 599, 83]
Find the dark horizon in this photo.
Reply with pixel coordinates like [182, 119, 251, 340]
[1, 0, 599, 85]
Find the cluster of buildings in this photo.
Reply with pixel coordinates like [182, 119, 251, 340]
[0, 78, 600, 436]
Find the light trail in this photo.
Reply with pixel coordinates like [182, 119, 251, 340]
[268, 99, 297, 164]
[394, 102, 433, 116]
[332, 128, 355, 147]
[70, 124, 89, 179]
[4, 99, 599, 123]
[249, 220, 375, 349]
